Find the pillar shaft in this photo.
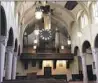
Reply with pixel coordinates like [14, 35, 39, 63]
[92, 48, 98, 83]
[81, 53, 88, 83]
[0, 36, 6, 83]
[5, 47, 13, 80]
[0, 43, 5, 82]
[12, 53, 17, 80]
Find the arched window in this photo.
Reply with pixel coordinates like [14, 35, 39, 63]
[80, 15, 84, 29]
[92, 2, 98, 20]
[80, 13, 88, 29]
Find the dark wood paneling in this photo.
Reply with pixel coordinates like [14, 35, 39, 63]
[20, 53, 74, 60]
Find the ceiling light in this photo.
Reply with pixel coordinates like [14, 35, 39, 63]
[33, 45, 37, 49]
[61, 45, 64, 50]
[34, 29, 39, 35]
[35, 11, 43, 20]
[34, 39, 38, 44]
[42, 37, 45, 40]
[67, 39, 71, 45]
[77, 32, 82, 37]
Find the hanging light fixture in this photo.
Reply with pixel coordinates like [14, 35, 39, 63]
[34, 29, 39, 35]
[77, 32, 82, 37]
[67, 36, 71, 45]
[34, 39, 38, 44]
[67, 39, 71, 45]
[35, 7, 43, 20]
[33, 45, 37, 49]
[61, 45, 64, 50]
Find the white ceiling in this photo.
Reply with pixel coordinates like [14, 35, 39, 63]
[16, 1, 89, 36]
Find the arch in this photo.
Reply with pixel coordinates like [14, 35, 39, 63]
[80, 13, 89, 29]
[87, 1, 92, 8]
[18, 45, 20, 56]
[74, 46, 83, 80]
[1, 5, 7, 36]
[20, 2, 75, 23]
[7, 28, 14, 46]
[88, 2, 96, 22]
[94, 34, 98, 48]
[82, 40, 91, 53]
[14, 39, 18, 52]
[70, 21, 75, 29]
[74, 46, 79, 56]
[77, 10, 84, 21]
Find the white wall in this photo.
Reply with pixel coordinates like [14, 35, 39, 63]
[1, 2, 20, 47]
[2, 1, 98, 81]
[16, 60, 71, 78]
[71, 4, 98, 76]
[70, 56, 79, 75]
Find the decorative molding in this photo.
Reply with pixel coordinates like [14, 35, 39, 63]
[92, 48, 98, 55]
[6, 46, 14, 53]
[0, 36, 6, 45]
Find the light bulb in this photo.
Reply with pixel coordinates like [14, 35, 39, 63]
[61, 45, 64, 49]
[77, 32, 82, 37]
[34, 39, 37, 44]
[67, 40, 71, 45]
[35, 11, 43, 20]
[34, 30, 39, 35]
[33, 45, 37, 49]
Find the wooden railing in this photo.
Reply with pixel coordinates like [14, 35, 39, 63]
[20, 53, 74, 60]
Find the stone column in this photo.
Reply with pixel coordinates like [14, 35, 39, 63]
[11, 52, 17, 80]
[55, 28, 60, 53]
[0, 36, 6, 83]
[92, 48, 98, 83]
[81, 53, 88, 83]
[5, 47, 14, 80]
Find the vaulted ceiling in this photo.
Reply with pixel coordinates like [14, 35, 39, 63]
[16, 1, 90, 36]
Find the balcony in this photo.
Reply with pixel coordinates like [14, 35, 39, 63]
[20, 53, 74, 60]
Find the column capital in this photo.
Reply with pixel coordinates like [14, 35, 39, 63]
[92, 48, 98, 54]
[0, 36, 6, 45]
[6, 46, 14, 53]
[80, 52, 86, 56]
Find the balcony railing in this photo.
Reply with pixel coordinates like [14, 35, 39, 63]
[20, 53, 74, 60]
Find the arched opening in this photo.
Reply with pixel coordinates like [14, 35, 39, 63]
[4, 28, 14, 79]
[1, 5, 7, 36]
[7, 28, 14, 46]
[18, 45, 20, 56]
[82, 41, 91, 53]
[94, 34, 98, 48]
[14, 39, 18, 52]
[16, 45, 21, 76]
[72, 46, 83, 81]
[82, 41, 95, 81]
[74, 46, 79, 56]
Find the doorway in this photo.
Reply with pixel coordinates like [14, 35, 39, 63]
[44, 67, 52, 78]
[87, 65, 93, 81]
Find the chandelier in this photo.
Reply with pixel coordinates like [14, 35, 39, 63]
[35, 2, 51, 30]
[35, 7, 43, 20]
